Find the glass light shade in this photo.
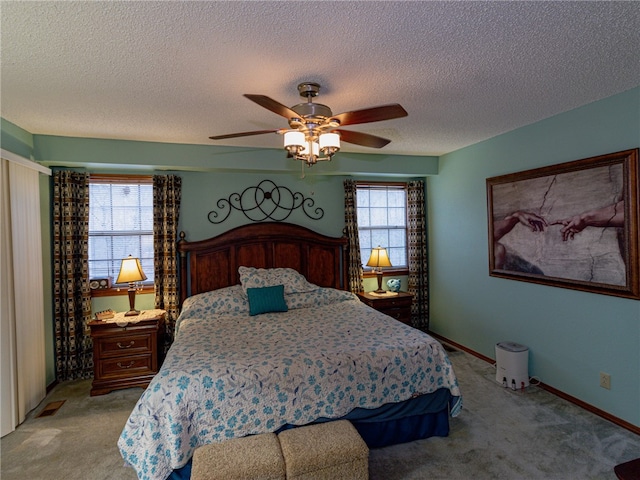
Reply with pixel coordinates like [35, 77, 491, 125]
[319, 133, 340, 152]
[116, 255, 147, 284]
[300, 140, 320, 157]
[366, 246, 392, 269]
[284, 131, 305, 152]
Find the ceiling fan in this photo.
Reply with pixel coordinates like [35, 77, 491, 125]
[209, 82, 408, 166]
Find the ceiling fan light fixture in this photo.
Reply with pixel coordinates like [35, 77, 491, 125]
[210, 82, 405, 170]
[284, 130, 340, 166]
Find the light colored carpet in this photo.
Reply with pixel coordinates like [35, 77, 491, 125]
[2, 348, 638, 480]
[368, 349, 640, 479]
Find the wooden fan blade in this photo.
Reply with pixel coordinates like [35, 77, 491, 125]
[209, 129, 278, 140]
[332, 104, 408, 127]
[244, 94, 301, 119]
[336, 129, 391, 148]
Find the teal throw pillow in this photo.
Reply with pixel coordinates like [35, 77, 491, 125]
[246, 284, 288, 316]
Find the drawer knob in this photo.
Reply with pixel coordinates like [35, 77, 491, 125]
[116, 361, 135, 369]
[117, 341, 135, 349]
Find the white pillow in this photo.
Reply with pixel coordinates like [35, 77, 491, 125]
[238, 266, 318, 295]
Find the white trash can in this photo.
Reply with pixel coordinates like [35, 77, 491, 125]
[495, 341, 529, 389]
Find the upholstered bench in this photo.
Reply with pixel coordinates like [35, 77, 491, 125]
[191, 432, 286, 480]
[277, 420, 369, 480]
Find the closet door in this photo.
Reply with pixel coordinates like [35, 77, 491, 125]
[1, 153, 49, 437]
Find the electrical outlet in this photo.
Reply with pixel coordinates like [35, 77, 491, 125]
[599, 372, 611, 390]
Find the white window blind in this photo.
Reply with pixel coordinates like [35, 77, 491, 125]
[88, 177, 154, 284]
[357, 184, 407, 268]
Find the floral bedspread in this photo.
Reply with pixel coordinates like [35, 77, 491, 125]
[118, 285, 461, 480]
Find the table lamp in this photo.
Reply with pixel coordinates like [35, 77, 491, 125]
[366, 246, 392, 294]
[116, 255, 147, 316]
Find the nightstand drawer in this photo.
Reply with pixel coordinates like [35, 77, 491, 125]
[356, 291, 414, 326]
[363, 296, 411, 310]
[89, 310, 166, 396]
[384, 306, 411, 324]
[96, 354, 154, 379]
[95, 333, 153, 357]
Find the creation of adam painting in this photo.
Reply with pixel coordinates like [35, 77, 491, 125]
[487, 149, 639, 300]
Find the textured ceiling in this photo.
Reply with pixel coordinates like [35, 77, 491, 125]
[2, 1, 639, 157]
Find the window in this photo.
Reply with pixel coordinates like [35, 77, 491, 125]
[88, 175, 154, 286]
[357, 183, 407, 270]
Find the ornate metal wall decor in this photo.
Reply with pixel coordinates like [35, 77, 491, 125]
[208, 179, 324, 224]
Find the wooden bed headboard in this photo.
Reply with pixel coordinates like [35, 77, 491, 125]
[177, 222, 348, 304]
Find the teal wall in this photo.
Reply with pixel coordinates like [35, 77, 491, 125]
[178, 172, 347, 240]
[428, 87, 640, 427]
[1, 118, 34, 159]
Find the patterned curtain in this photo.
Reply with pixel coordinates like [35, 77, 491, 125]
[343, 179, 363, 293]
[407, 180, 429, 331]
[52, 171, 93, 380]
[153, 175, 182, 351]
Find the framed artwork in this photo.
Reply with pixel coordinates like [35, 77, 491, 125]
[486, 149, 639, 299]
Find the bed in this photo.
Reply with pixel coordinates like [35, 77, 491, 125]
[118, 222, 462, 480]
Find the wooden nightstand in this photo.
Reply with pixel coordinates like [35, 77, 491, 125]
[356, 291, 414, 325]
[88, 309, 166, 396]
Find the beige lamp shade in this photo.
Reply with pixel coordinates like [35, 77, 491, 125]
[366, 246, 392, 293]
[284, 131, 305, 153]
[366, 247, 392, 269]
[319, 132, 340, 154]
[116, 256, 147, 284]
[116, 255, 147, 316]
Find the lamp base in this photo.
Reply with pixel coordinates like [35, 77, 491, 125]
[125, 286, 140, 316]
[373, 271, 385, 294]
